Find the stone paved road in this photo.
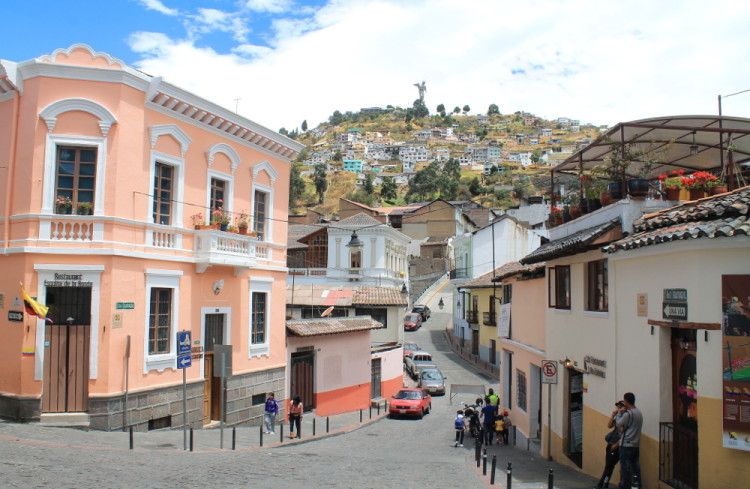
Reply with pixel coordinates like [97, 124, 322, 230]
[0, 279, 597, 488]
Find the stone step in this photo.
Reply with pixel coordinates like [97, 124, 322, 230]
[39, 412, 90, 427]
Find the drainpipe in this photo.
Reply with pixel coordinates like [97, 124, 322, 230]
[3, 89, 20, 252]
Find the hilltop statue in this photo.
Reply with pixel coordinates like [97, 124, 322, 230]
[414, 81, 427, 102]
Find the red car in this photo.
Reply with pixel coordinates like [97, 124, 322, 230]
[403, 313, 422, 331]
[389, 388, 432, 419]
[403, 341, 420, 359]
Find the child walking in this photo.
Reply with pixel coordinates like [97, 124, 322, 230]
[454, 410, 466, 447]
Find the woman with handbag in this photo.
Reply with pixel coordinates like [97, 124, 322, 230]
[596, 401, 625, 489]
[288, 396, 303, 439]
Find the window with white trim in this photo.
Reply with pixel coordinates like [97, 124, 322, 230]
[144, 270, 182, 372]
[149, 288, 172, 354]
[153, 163, 173, 225]
[55, 146, 97, 214]
[548, 265, 571, 309]
[253, 189, 268, 240]
[248, 278, 272, 357]
[251, 292, 267, 345]
[586, 259, 608, 312]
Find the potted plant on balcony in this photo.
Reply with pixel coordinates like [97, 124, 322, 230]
[657, 171, 683, 201]
[564, 193, 581, 219]
[550, 206, 564, 226]
[211, 208, 231, 231]
[76, 201, 93, 215]
[55, 195, 73, 214]
[681, 171, 715, 200]
[191, 212, 207, 229]
[707, 175, 728, 195]
[236, 211, 249, 235]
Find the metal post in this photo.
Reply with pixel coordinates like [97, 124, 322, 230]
[129, 425, 133, 450]
[219, 354, 225, 449]
[547, 468, 553, 489]
[259, 424, 263, 447]
[326, 416, 330, 433]
[182, 367, 187, 450]
[506, 462, 512, 489]
[369, 405, 372, 418]
[280, 423, 284, 442]
[232, 427, 236, 450]
[547, 383, 552, 461]
[360, 409, 363, 422]
[482, 448, 488, 475]
[490, 455, 497, 485]
[377, 403, 380, 415]
[124, 335, 130, 432]
[475, 437, 481, 467]
[313, 418, 316, 436]
[190, 427, 194, 452]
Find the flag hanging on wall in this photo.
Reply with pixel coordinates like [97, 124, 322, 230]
[19, 282, 52, 323]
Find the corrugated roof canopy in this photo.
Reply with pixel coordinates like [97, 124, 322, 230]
[553, 115, 750, 179]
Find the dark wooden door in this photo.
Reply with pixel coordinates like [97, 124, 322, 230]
[291, 351, 314, 410]
[371, 358, 382, 398]
[671, 330, 698, 488]
[204, 313, 225, 422]
[42, 287, 91, 413]
[471, 329, 479, 355]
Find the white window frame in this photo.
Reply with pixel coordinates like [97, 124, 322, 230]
[42, 134, 107, 216]
[149, 150, 185, 227]
[251, 183, 273, 242]
[144, 269, 183, 373]
[248, 277, 273, 358]
[207, 169, 234, 217]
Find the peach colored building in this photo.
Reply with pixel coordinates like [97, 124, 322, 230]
[0, 45, 304, 430]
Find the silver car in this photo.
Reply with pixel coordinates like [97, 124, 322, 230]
[418, 368, 446, 395]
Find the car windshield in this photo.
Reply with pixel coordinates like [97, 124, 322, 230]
[394, 390, 421, 400]
[405, 314, 419, 321]
[405, 343, 418, 350]
[421, 371, 443, 380]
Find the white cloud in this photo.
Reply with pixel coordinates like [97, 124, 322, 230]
[188, 8, 251, 43]
[137, 0, 178, 16]
[127, 0, 750, 133]
[243, 0, 292, 14]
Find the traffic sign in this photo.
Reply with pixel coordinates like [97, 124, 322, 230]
[663, 302, 688, 321]
[177, 331, 192, 369]
[542, 360, 558, 384]
[8, 310, 23, 322]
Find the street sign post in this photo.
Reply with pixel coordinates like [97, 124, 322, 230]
[662, 288, 688, 321]
[176, 330, 191, 450]
[541, 360, 558, 385]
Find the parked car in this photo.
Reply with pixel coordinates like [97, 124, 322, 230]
[418, 368, 446, 395]
[412, 304, 431, 321]
[403, 342, 420, 360]
[389, 388, 432, 419]
[404, 351, 437, 379]
[403, 313, 422, 331]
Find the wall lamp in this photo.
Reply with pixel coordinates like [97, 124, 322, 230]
[690, 131, 699, 156]
[346, 231, 363, 249]
[562, 357, 574, 369]
[401, 283, 408, 295]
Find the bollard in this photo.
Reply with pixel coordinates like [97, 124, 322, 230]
[259, 424, 263, 447]
[190, 428, 194, 452]
[506, 462, 512, 489]
[232, 427, 236, 450]
[377, 403, 380, 415]
[547, 468, 553, 489]
[482, 448, 488, 475]
[475, 438, 481, 467]
[490, 455, 497, 485]
[369, 405, 372, 418]
[129, 426, 133, 450]
[326, 416, 330, 433]
[360, 409, 363, 422]
[313, 418, 316, 436]
[280, 424, 284, 443]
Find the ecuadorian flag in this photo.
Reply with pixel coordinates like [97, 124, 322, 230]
[20, 283, 52, 323]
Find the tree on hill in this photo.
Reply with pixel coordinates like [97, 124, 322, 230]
[488, 104, 500, 115]
[329, 110, 344, 125]
[469, 176, 483, 196]
[436, 103, 446, 117]
[413, 99, 429, 119]
[289, 163, 305, 208]
[453, 106, 461, 114]
[364, 173, 374, 194]
[333, 150, 343, 162]
[301, 120, 308, 132]
[462, 105, 471, 115]
[443, 158, 461, 181]
[313, 163, 328, 203]
[380, 177, 397, 202]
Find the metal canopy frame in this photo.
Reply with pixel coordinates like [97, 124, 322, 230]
[552, 115, 750, 188]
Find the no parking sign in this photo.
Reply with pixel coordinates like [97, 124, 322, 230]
[542, 360, 558, 384]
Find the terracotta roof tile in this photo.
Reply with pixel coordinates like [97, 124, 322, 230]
[337, 212, 385, 227]
[287, 316, 384, 337]
[605, 186, 750, 253]
[521, 219, 620, 264]
[462, 262, 546, 288]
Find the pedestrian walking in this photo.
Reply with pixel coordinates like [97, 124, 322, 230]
[288, 396, 303, 438]
[454, 409, 466, 447]
[264, 392, 280, 434]
[487, 388, 499, 408]
[481, 397, 496, 445]
[595, 401, 625, 489]
[613, 393, 643, 489]
[501, 410, 511, 445]
[494, 414, 506, 445]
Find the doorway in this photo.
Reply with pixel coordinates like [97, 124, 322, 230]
[670, 329, 698, 488]
[567, 369, 583, 467]
[291, 351, 315, 410]
[530, 363, 542, 439]
[371, 358, 382, 398]
[203, 313, 225, 423]
[42, 287, 92, 413]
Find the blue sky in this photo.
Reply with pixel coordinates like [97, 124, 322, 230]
[4, 0, 750, 132]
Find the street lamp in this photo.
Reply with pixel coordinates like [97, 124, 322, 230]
[401, 283, 408, 295]
[346, 231, 363, 249]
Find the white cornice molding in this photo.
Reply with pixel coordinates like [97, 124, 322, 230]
[149, 124, 191, 156]
[252, 160, 278, 184]
[39, 97, 117, 137]
[206, 143, 241, 174]
[37, 44, 126, 68]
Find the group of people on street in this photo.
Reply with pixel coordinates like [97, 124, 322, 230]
[264, 392, 304, 439]
[454, 388, 511, 447]
[595, 392, 643, 489]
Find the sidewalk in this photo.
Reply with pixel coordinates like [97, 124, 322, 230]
[0, 406, 389, 453]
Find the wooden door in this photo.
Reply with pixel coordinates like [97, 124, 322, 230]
[671, 329, 698, 487]
[471, 329, 479, 355]
[42, 287, 91, 413]
[203, 314, 225, 422]
[203, 352, 213, 425]
[371, 358, 382, 398]
[290, 351, 314, 410]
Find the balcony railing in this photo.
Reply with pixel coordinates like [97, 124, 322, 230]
[659, 422, 698, 489]
[194, 229, 258, 273]
[483, 311, 497, 326]
[466, 310, 479, 324]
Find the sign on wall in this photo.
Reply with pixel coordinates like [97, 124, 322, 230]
[541, 360, 558, 385]
[722, 275, 750, 451]
[497, 303, 511, 338]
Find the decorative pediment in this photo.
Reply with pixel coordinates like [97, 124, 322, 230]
[252, 160, 278, 184]
[206, 143, 241, 174]
[149, 124, 192, 156]
[37, 44, 125, 68]
[39, 98, 117, 137]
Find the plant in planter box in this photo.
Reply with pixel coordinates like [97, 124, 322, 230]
[657, 171, 683, 200]
[190, 212, 205, 228]
[211, 207, 231, 228]
[681, 171, 716, 199]
[76, 201, 93, 215]
[235, 210, 249, 233]
[55, 195, 73, 214]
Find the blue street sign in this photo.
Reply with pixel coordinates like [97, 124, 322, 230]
[177, 331, 192, 369]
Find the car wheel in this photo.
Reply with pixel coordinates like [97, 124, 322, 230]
[418, 408, 424, 419]
[426, 403, 431, 414]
